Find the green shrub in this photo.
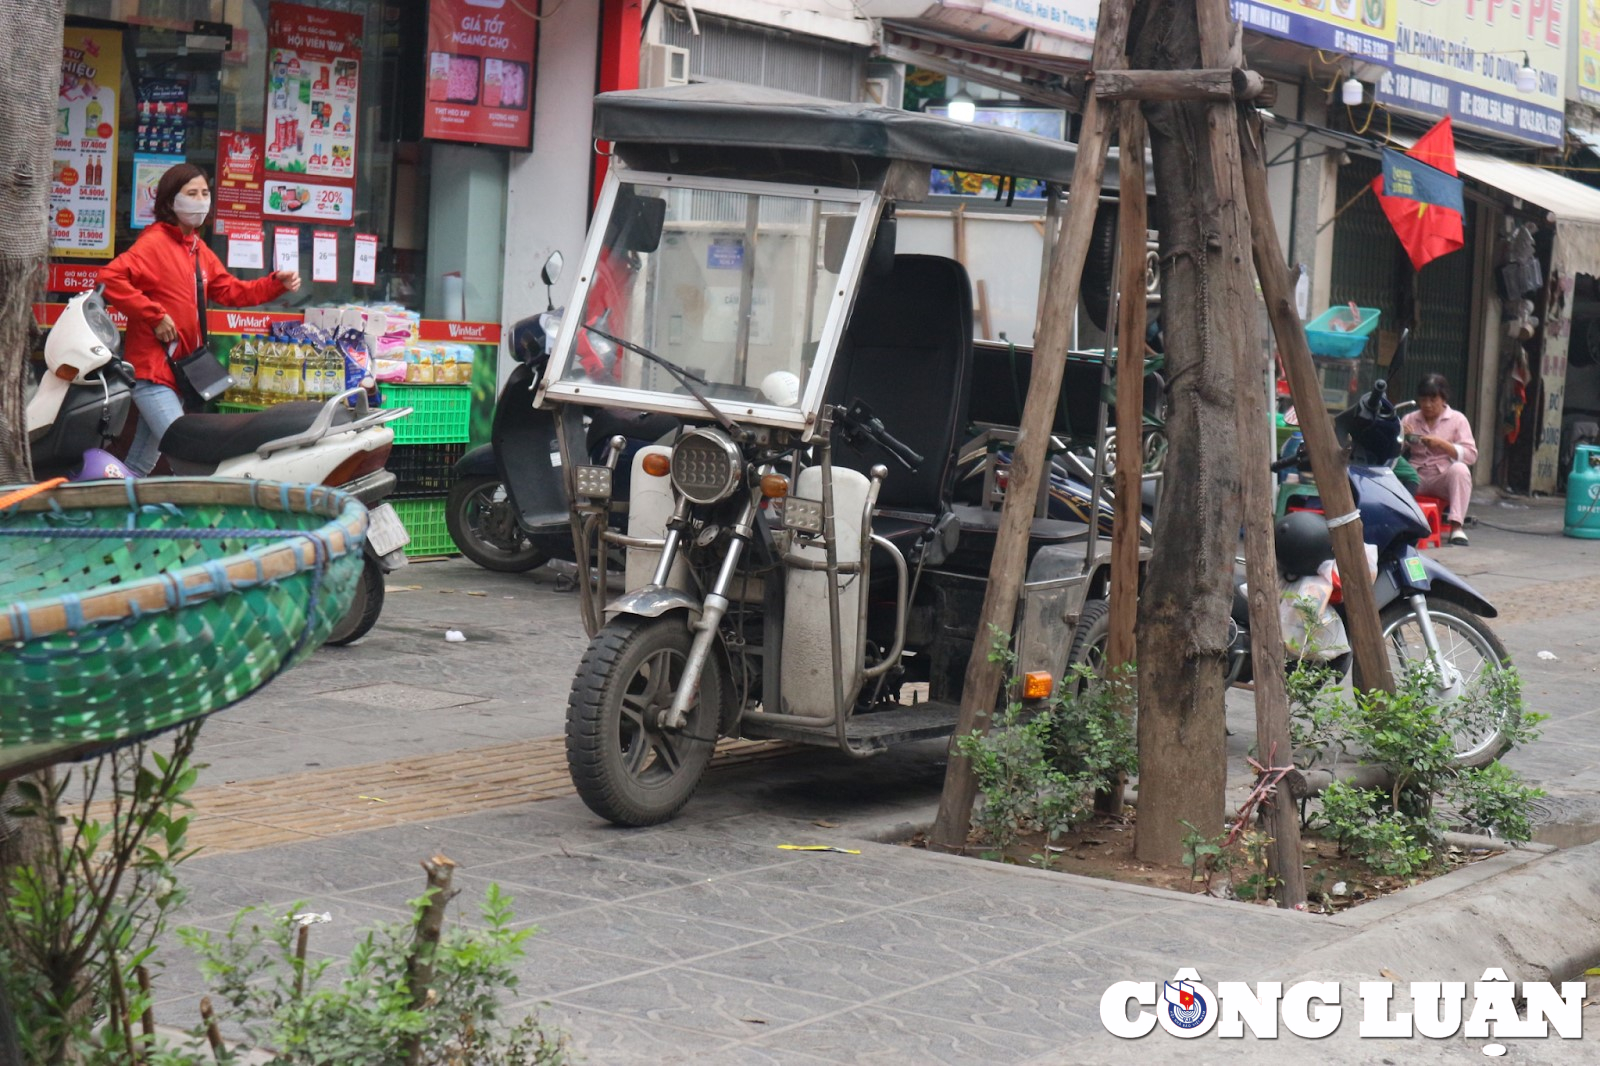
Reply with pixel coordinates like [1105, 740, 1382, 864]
[173, 883, 572, 1065]
[958, 636, 1136, 860]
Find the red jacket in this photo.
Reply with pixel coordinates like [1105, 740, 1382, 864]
[98, 222, 286, 389]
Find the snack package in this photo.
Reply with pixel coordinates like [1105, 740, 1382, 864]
[373, 357, 407, 384]
[404, 345, 436, 384]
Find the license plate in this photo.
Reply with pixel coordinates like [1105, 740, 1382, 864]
[367, 502, 410, 557]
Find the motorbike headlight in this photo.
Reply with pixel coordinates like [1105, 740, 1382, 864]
[670, 427, 743, 505]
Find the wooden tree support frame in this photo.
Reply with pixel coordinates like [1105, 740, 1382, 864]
[1094, 66, 1273, 105]
[927, 0, 1133, 853]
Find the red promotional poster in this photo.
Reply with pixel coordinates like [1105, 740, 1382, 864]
[265, 2, 361, 225]
[424, 0, 537, 149]
[215, 129, 265, 235]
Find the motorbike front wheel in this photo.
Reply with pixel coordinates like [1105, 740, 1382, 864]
[326, 554, 385, 646]
[446, 475, 547, 573]
[1356, 599, 1516, 769]
[566, 616, 722, 826]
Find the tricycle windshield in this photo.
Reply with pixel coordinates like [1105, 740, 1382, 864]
[546, 173, 875, 430]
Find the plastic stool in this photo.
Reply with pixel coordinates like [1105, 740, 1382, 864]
[1275, 482, 1322, 517]
[1415, 495, 1445, 549]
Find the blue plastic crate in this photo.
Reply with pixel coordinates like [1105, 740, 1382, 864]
[1304, 305, 1380, 359]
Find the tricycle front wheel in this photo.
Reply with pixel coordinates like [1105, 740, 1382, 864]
[565, 616, 722, 826]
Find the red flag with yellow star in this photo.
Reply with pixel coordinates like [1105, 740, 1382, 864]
[1369, 117, 1465, 270]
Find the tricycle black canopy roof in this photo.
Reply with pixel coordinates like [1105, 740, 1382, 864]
[594, 84, 1137, 192]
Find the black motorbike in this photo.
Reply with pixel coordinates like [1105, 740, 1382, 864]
[448, 254, 674, 572]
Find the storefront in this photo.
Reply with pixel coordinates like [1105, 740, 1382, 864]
[37, 0, 567, 555]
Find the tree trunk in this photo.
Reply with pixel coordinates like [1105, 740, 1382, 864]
[1130, 0, 1247, 865]
[0, 0, 63, 484]
[0, 2, 67, 1053]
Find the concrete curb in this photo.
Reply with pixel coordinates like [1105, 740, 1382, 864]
[1279, 837, 1600, 986]
[841, 807, 1600, 981]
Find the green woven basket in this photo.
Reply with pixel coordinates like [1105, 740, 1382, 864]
[0, 478, 367, 765]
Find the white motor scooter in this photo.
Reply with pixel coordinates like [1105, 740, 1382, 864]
[26, 287, 415, 645]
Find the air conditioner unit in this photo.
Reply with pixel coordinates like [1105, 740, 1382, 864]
[642, 44, 689, 89]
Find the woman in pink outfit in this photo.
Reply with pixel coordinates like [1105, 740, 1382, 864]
[1401, 373, 1477, 546]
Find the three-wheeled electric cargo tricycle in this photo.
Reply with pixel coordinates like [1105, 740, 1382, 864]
[509, 84, 1152, 825]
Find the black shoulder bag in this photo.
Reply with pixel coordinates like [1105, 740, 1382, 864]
[166, 253, 233, 404]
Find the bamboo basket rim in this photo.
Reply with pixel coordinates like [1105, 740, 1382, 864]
[0, 477, 368, 645]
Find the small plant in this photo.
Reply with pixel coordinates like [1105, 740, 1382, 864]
[958, 631, 1136, 858]
[1318, 781, 1435, 877]
[1305, 662, 1544, 879]
[0, 721, 204, 1066]
[1232, 829, 1281, 902]
[1178, 821, 1230, 891]
[177, 878, 573, 1065]
[1450, 761, 1543, 841]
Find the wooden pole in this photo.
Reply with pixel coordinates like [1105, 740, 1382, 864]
[1095, 67, 1268, 103]
[1236, 107, 1396, 695]
[1099, 100, 1148, 816]
[1192, 0, 1305, 909]
[928, 0, 1132, 852]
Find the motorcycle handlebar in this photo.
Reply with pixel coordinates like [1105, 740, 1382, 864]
[873, 425, 924, 470]
[1269, 445, 1305, 474]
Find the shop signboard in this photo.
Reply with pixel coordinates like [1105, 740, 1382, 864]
[1229, 0, 1395, 64]
[265, 2, 360, 225]
[1575, 0, 1600, 106]
[52, 26, 122, 259]
[216, 130, 265, 235]
[1378, 0, 1566, 147]
[424, 0, 538, 149]
[978, 0, 1097, 44]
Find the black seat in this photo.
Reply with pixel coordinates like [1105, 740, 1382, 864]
[161, 402, 346, 463]
[827, 255, 973, 531]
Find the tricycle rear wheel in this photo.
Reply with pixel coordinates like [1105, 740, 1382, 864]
[565, 616, 722, 826]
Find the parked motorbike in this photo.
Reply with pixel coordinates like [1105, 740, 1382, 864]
[448, 254, 678, 574]
[26, 287, 414, 646]
[1226, 378, 1513, 766]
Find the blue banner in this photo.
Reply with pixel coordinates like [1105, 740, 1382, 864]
[1376, 69, 1564, 149]
[1381, 149, 1464, 215]
[1229, 1, 1392, 64]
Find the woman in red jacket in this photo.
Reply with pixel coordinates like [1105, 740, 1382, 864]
[98, 163, 301, 475]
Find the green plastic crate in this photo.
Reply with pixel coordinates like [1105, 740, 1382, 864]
[215, 401, 264, 414]
[390, 496, 458, 558]
[383, 385, 471, 445]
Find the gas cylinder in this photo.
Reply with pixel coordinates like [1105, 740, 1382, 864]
[1564, 444, 1600, 539]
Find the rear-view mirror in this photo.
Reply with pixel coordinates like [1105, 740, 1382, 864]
[541, 251, 563, 287]
[608, 190, 666, 254]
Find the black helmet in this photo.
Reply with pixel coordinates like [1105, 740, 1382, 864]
[1274, 510, 1334, 579]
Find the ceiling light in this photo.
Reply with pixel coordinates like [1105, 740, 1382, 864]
[948, 89, 976, 124]
[1341, 76, 1363, 106]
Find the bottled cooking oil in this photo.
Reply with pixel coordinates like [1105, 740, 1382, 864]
[229, 335, 258, 404]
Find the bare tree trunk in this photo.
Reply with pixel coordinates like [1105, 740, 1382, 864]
[0, 2, 66, 1052]
[1130, 0, 1246, 865]
[0, 0, 63, 484]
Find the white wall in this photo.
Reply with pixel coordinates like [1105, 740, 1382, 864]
[499, 1, 600, 383]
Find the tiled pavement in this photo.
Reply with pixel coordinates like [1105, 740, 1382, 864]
[146, 492, 1600, 1063]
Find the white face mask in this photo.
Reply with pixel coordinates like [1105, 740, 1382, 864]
[174, 197, 211, 226]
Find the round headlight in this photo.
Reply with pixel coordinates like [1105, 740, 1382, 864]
[670, 428, 743, 504]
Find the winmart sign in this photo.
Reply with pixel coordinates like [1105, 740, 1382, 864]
[1102, 968, 1583, 1041]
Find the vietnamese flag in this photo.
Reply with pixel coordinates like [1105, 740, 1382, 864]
[1369, 116, 1465, 271]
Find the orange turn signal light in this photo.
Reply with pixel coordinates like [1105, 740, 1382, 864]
[54, 365, 78, 381]
[1021, 671, 1053, 701]
[760, 473, 789, 498]
[641, 452, 671, 478]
